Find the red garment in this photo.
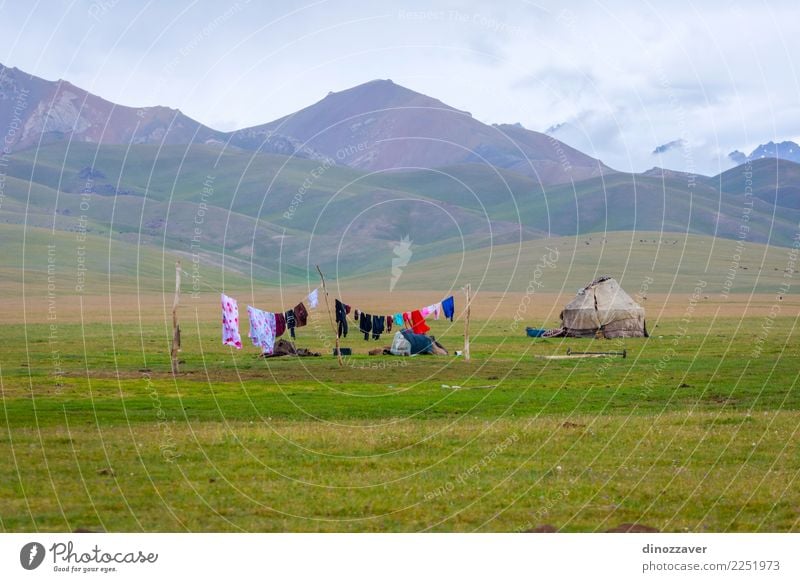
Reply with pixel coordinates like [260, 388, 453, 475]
[386, 315, 392, 333]
[274, 312, 286, 337]
[294, 302, 308, 327]
[408, 310, 430, 334]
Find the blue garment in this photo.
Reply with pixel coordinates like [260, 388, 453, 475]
[372, 314, 385, 340]
[393, 313, 404, 326]
[335, 299, 348, 338]
[400, 329, 434, 355]
[441, 296, 455, 321]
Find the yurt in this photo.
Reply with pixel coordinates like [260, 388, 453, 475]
[560, 276, 648, 338]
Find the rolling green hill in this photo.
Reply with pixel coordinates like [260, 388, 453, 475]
[3, 142, 798, 285]
[5, 222, 793, 300]
[715, 157, 800, 209]
[0, 222, 253, 293]
[348, 231, 798, 294]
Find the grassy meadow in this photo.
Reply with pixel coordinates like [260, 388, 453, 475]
[1, 216, 798, 532]
[1, 274, 798, 531]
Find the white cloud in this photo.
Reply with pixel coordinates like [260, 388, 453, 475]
[0, 0, 797, 175]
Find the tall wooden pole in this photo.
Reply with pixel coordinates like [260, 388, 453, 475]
[170, 260, 181, 374]
[316, 265, 343, 367]
[463, 283, 471, 362]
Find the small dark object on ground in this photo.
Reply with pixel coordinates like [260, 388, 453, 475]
[260, 339, 320, 358]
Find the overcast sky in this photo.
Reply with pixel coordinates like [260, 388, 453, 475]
[0, 0, 797, 175]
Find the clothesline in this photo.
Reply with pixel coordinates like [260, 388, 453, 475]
[178, 266, 447, 323]
[338, 295, 455, 318]
[342, 296, 455, 324]
[185, 261, 454, 353]
[334, 295, 455, 341]
[179, 267, 319, 312]
[221, 288, 319, 353]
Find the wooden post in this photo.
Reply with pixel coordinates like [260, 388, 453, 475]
[170, 260, 181, 374]
[463, 283, 471, 362]
[316, 265, 343, 367]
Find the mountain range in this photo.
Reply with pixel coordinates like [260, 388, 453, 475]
[729, 140, 800, 165]
[0, 65, 607, 184]
[1, 62, 798, 287]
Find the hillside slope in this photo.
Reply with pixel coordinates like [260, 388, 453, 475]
[0, 64, 225, 150]
[349, 231, 797, 295]
[4, 142, 798, 285]
[715, 157, 800, 210]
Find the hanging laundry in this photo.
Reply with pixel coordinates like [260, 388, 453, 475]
[386, 315, 392, 333]
[408, 310, 430, 334]
[353, 308, 360, 323]
[359, 311, 373, 340]
[372, 314, 385, 340]
[294, 302, 308, 327]
[221, 293, 242, 349]
[393, 313, 404, 326]
[285, 309, 296, 339]
[307, 288, 319, 309]
[345, 303, 352, 315]
[335, 299, 348, 338]
[421, 303, 439, 319]
[274, 312, 286, 337]
[403, 312, 413, 329]
[247, 306, 276, 355]
[441, 296, 455, 321]
[432, 303, 442, 320]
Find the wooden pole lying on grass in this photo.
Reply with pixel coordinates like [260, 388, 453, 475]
[567, 348, 627, 358]
[171, 260, 181, 374]
[316, 265, 343, 367]
[463, 283, 471, 362]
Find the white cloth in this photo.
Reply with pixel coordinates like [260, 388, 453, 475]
[247, 306, 276, 354]
[221, 293, 242, 349]
[307, 288, 319, 309]
[390, 331, 411, 356]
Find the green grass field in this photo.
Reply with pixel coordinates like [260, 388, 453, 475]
[1, 297, 798, 532]
[1, 210, 798, 532]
